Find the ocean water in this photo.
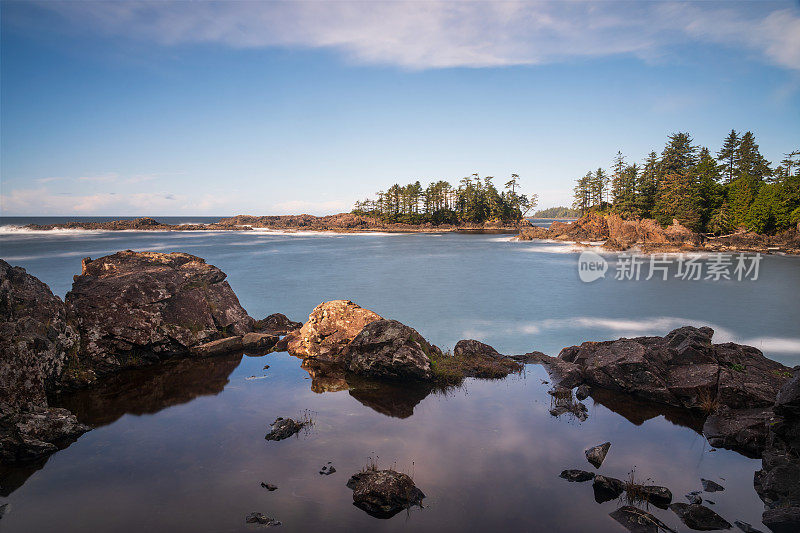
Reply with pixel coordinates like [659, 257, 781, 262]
[0, 219, 798, 531]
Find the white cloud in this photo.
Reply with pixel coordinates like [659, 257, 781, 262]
[29, 1, 800, 70]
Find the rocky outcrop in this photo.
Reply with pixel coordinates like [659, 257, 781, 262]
[754, 368, 800, 532]
[65, 251, 254, 384]
[556, 326, 789, 412]
[285, 300, 382, 363]
[0, 260, 88, 464]
[346, 468, 425, 518]
[24, 217, 248, 232]
[345, 320, 439, 381]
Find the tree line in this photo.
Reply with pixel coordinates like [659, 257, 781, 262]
[533, 206, 580, 219]
[353, 174, 538, 224]
[572, 130, 800, 234]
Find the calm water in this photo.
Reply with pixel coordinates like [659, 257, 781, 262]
[1, 220, 799, 532]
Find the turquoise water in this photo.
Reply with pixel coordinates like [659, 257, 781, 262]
[0, 224, 798, 531]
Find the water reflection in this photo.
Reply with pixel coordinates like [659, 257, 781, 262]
[55, 352, 244, 427]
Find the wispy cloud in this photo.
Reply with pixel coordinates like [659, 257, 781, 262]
[24, 1, 800, 70]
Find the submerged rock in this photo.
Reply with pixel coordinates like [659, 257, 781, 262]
[345, 319, 439, 381]
[585, 442, 611, 469]
[559, 469, 595, 482]
[702, 406, 772, 457]
[669, 503, 731, 530]
[701, 478, 725, 492]
[260, 482, 278, 491]
[286, 300, 382, 363]
[264, 417, 307, 441]
[319, 464, 336, 475]
[245, 512, 281, 526]
[686, 491, 703, 505]
[593, 475, 624, 503]
[346, 468, 425, 518]
[66, 251, 254, 380]
[733, 520, 764, 533]
[609, 505, 668, 533]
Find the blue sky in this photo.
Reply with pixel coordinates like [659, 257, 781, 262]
[1, 1, 798, 216]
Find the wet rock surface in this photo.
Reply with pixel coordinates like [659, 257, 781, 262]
[609, 505, 670, 533]
[260, 482, 277, 491]
[701, 478, 725, 493]
[264, 417, 307, 441]
[241, 332, 278, 352]
[559, 469, 595, 482]
[346, 468, 425, 518]
[638, 485, 673, 508]
[586, 442, 611, 469]
[345, 319, 439, 381]
[66, 251, 254, 382]
[669, 503, 732, 530]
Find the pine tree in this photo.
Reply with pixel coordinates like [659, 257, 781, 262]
[636, 151, 659, 219]
[736, 131, 771, 181]
[717, 129, 739, 184]
[692, 147, 724, 232]
[653, 133, 700, 228]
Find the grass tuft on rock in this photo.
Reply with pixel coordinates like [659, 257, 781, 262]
[429, 348, 522, 385]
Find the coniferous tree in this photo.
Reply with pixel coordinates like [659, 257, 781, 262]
[636, 151, 659, 219]
[693, 147, 724, 231]
[653, 132, 700, 229]
[717, 129, 740, 184]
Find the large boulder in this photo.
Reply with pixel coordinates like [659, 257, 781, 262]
[254, 313, 302, 334]
[557, 326, 790, 412]
[66, 251, 253, 382]
[0, 260, 88, 464]
[285, 300, 382, 362]
[345, 319, 440, 381]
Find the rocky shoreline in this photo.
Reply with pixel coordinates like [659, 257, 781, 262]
[1, 249, 798, 530]
[20, 214, 524, 234]
[519, 212, 800, 255]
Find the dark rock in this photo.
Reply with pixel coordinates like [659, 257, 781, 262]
[255, 313, 302, 334]
[669, 503, 731, 530]
[593, 475, 624, 503]
[319, 465, 336, 475]
[761, 506, 800, 533]
[453, 339, 501, 359]
[576, 384, 591, 401]
[260, 482, 277, 491]
[733, 520, 764, 532]
[0, 260, 87, 464]
[242, 332, 278, 352]
[265, 417, 307, 441]
[245, 512, 281, 526]
[701, 478, 725, 492]
[524, 351, 584, 388]
[0, 503, 7, 519]
[345, 319, 439, 381]
[639, 485, 673, 508]
[66, 251, 254, 381]
[0, 406, 89, 464]
[549, 400, 588, 421]
[586, 442, 611, 468]
[286, 300, 382, 363]
[559, 469, 595, 482]
[346, 468, 425, 518]
[557, 326, 790, 414]
[190, 336, 243, 357]
[609, 505, 668, 533]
